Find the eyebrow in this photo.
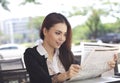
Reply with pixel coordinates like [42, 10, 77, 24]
[56, 30, 67, 34]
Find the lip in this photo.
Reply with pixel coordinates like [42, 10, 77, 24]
[56, 42, 62, 46]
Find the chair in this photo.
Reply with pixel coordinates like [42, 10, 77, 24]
[0, 58, 29, 83]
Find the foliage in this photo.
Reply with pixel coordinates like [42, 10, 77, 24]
[68, 6, 87, 17]
[70, 0, 120, 42]
[20, 0, 41, 5]
[1, 0, 120, 44]
[72, 25, 89, 44]
[0, 0, 40, 11]
[103, 22, 120, 34]
[0, 0, 10, 11]
[85, 9, 102, 39]
[102, 0, 120, 20]
[28, 16, 45, 30]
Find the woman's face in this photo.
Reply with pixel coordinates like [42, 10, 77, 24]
[43, 23, 67, 49]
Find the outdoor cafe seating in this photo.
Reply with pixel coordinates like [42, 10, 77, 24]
[0, 58, 29, 83]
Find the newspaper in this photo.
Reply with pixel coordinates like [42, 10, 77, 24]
[69, 47, 119, 82]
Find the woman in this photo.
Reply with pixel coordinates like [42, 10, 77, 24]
[24, 12, 117, 83]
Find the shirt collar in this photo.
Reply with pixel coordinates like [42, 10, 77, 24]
[37, 42, 48, 58]
[37, 42, 59, 58]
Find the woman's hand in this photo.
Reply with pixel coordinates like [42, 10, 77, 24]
[66, 64, 81, 79]
[52, 64, 81, 82]
[108, 54, 118, 70]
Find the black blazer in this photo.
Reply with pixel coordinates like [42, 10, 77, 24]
[24, 46, 52, 83]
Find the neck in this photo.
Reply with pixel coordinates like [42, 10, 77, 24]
[42, 42, 55, 60]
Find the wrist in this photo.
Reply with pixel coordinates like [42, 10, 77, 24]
[65, 71, 70, 80]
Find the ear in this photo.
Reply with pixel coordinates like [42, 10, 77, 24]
[43, 27, 48, 36]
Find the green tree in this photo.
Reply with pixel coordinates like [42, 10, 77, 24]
[102, 0, 120, 20]
[20, 0, 40, 5]
[102, 0, 120, 32]
[0, 0, 40, 11]
[70, 0, 120, 41]
[85, 9, 103, 39]
[0, 0, 10, 11]
[72, 25, 89, 44]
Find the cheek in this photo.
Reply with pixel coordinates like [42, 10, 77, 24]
[64, 37, 66, 41]
[62, 36, 66, 42]
[46, 34, 56, 41]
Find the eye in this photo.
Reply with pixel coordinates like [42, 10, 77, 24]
[55, 32, 61, 35]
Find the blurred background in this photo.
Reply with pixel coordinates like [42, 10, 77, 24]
[0, 0, 120, 46]
[0, 0, 120, 59]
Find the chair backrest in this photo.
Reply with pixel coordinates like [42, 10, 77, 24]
[0, 58, 24, 71]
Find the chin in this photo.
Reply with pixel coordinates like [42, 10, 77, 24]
[55, 46, 61, 48]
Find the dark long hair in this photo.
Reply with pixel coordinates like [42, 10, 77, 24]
[40, 12, 74, 71]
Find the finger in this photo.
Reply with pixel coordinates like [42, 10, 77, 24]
[113, 54, 118, 61]
[72, 64, 81, 69]
[70, 66, 80, 73]
[107, 62, 115, 70]
[110, 64, 115, 68]
[108, 60, 115, 65]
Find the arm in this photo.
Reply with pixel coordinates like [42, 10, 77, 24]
[51, 64, 81, 83]
[24, 48, 52, 83]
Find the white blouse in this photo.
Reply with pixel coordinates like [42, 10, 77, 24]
[37, 43, 65, 75]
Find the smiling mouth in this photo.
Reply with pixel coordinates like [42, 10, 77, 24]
[56, 42, 62, 46]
